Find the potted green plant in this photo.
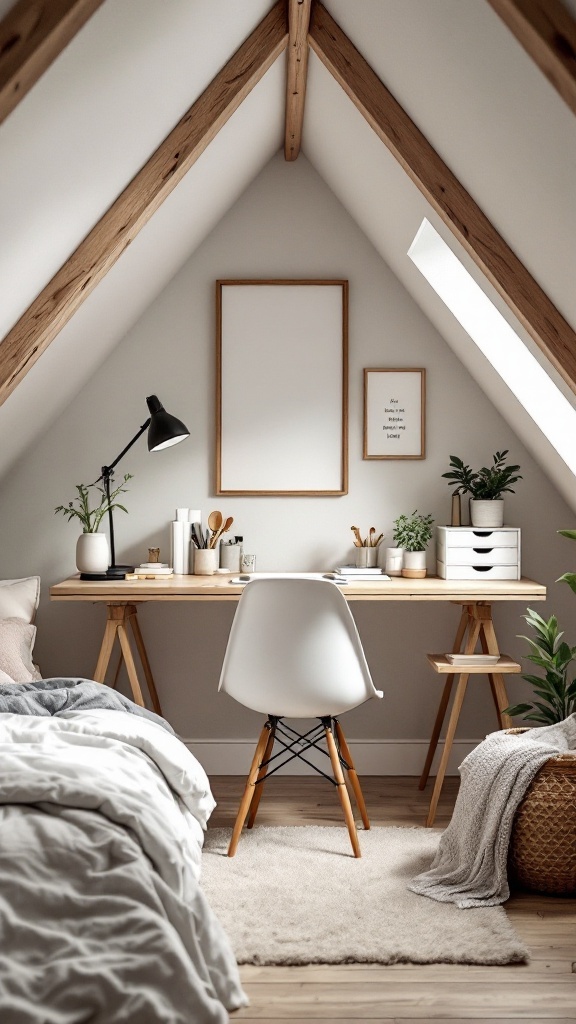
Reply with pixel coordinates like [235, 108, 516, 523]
[504, 608, 576, 724]
[392, 510, 434, 578]
[55, 475, 132, 574]
[442, 450, 522, 528]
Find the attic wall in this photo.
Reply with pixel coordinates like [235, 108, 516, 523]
[1, 153, 573, 770]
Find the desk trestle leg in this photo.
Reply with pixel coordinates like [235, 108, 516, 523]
[93, 603, 162, 716]
[420, 602, 517, 827]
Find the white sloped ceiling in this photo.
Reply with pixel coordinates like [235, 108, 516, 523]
[303, 0, 576, 511]
[1, 0, 576, 512]
[0, 0, 283, 478]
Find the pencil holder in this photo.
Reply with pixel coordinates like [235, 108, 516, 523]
[356, 547, 378, 568]
[194, 548, 218, 575]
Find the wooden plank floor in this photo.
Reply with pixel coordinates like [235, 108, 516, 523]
[208, 776, 576, 1022]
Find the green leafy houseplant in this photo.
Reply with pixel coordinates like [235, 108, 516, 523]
[505, 608, 576, 724]
[557, 528, 576, 596]
[442, 450, 522, 499]
[392, 510, 434, 552]
[55, 474, 132, 533]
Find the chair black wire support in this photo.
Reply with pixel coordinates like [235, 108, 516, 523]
[227, 715, 370, 858]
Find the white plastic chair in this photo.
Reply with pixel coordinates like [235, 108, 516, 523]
[218, 577, 383, 857]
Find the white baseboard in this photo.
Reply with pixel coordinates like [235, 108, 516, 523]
[181, 738, 480, 776]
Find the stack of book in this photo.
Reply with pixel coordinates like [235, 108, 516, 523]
[126, 563, 173, 580]
[333, 565, 391, 581]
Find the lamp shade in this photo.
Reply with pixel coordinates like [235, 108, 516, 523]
[146, 395, 190, 451]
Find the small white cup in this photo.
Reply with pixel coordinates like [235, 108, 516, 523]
[385, 547, 403, 576]
[241, 553, 256, 573]
[194, 548, 218, 575]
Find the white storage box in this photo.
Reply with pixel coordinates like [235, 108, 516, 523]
[436, 526, 521, 580]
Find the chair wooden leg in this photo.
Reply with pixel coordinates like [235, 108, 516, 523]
[247, 723, 276, 829]
[334, 719, 370, 830]
[325, 722, 361, 858]
[425, 673, 469, 827]
[228, 722, 273, 857]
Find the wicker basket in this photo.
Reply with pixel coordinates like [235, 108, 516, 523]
[507, 728, 576, 896]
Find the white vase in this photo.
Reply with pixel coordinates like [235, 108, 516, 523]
[470, 499, 504, 528]
[76, 532, 109, 574]
[401, 550, 427, 578]
[385, 547, 403, 576]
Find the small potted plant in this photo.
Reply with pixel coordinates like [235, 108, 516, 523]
[442, 450, 522, 528]
[55, 475, 132, 573]
[392, 510, 434, 578]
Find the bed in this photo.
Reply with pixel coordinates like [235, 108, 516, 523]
[0, 578, 246, 1023]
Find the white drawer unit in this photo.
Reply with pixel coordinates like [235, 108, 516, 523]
[436, 526, 521, 580]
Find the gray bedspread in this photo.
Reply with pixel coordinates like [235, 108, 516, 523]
[0, 677, 173, 731]
[0, 709, 247, 1022]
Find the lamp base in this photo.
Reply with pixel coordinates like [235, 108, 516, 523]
[105, 564, 135, 580]
[80, 571, 110, 581]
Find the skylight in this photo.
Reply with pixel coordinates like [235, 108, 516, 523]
[408, 219, 576, 476]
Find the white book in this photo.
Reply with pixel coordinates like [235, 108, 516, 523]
[446, 653, 500, 665]
[334, 565, 384, 575]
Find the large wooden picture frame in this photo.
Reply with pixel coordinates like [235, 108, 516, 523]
[216, 280, 348, 495]
[363, 368, 426, 459]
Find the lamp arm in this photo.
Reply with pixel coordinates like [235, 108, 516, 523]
[96, 416, 150, 570]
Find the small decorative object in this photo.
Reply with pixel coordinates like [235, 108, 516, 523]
[385, 547, 403, 576]
[363, 368, 425, 459]
[442, 450, 522, 528]
[392, 510, 434, 578]
[450, 494, 461, 527]
[55, 477, 132, 576]
[350, 525, 384, 567]
[240, 553, 256, 574]
[148, 547, 160, 563]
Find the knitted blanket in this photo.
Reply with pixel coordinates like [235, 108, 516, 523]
[0, 677, 172, 732]
[409, 714, 576, 907]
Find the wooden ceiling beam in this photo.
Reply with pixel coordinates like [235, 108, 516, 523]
[284, 0, 312, 160]
[0, 1, 288, 406]
[487, 0, 576, 117]
[0, 0, 105, 125]
[309, 2, 576, 393]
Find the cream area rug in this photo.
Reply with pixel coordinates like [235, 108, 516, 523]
[200, 826, 528, 966]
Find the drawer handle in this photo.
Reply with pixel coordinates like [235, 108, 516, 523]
[472, 531, 493, 537]
[472, 565, 492, 572]
[473, 548, 493, 554]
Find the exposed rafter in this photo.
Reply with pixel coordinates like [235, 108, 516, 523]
[0, 0, 104, 126]
[0, 1, 288, 407]
[309, 2, 576, 394]
[487, 0, 576, 117]
[284, 0, 312, 160]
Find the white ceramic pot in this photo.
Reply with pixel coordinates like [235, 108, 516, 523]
[194, 548, 218, 575]
[470, 499, 504, 528]
[76, 532, 109, 574]
[401, 549, 426, 578]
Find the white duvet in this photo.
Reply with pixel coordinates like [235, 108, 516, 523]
[0, 710, 247, 1022]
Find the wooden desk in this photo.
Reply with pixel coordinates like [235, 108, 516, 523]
[50, 574, 546, 714]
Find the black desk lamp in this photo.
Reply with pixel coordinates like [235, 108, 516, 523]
[97, 395, 189, 580]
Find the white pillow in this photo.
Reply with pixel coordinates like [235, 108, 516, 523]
[0, 617, 42, 683]
[0, 577, 40, 624]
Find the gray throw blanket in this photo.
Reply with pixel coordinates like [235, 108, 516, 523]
[0, 678, 173, 733]
[409, 714, 576, 907]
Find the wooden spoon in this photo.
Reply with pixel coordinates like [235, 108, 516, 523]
[210, 515, 234, 548]
[369, 527, 376, 546]
[351, 525, 363, 547]
[208, 510, 222, 534]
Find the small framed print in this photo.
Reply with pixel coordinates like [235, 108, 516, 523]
[363, 368, 426, 459]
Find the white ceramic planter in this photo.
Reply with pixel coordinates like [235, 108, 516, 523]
[401, 550, 426, 578]
[470, 499, 504, 528]
[76, 532, 109, 574]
